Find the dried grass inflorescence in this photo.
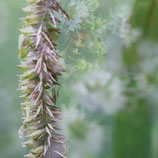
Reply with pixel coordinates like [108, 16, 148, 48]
[18, 0, 69, 157]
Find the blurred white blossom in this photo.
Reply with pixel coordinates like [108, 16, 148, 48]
[108, 4, 141, 46]
[64, 106, 104, 158]
[73, 71, 125, 114]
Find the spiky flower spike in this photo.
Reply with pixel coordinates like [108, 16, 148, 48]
[18, 0, 69, 157]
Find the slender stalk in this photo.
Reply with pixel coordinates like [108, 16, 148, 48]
[18, 0, 69, 157]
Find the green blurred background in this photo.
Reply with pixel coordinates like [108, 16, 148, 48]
[0, 0, 158, 158]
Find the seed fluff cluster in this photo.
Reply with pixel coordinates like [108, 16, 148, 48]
[18, 0, 69, 157]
